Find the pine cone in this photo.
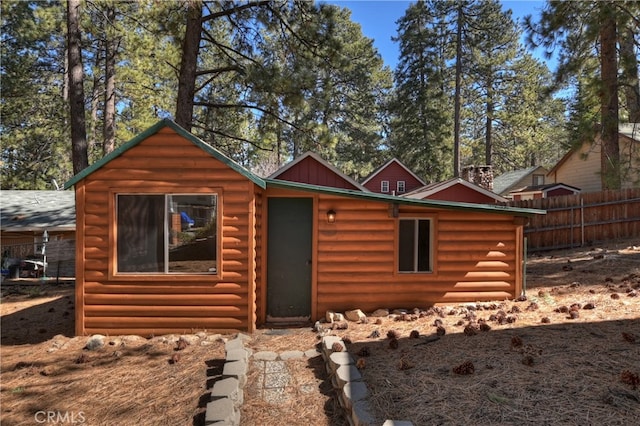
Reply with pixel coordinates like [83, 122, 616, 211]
[409, 330, 420, 339]
[357, 346, 371, 357]
[176, 337, 189, 351]
[452, 360, 475, 375]
[621, 370, 640, 389]
[356, 358, 366, 370]
[479, 323, 492, 332]
[398, 358, 414, 370]
[522, 355, 534, 366]
[387, 329, 401, 340]
[511, 335, 523, 348]
[388, 338, 399, 349]
[331, 342, 344, 353]
[436, 326, 446, 336]
[463, 324, 478, 336]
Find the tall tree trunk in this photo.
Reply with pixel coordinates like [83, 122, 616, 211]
[175, 2, 203, 131]
[453, 1, 463, 177]
[485, 94, 493, 166]
[67, 0, 89, 174]
[599, 3, 620, 190]
[103, 5, 117, 155]
[620, 27, 640, 122]
[90, 43, 102, 156]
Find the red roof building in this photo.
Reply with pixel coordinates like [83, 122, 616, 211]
[361, 158, 425, 195]
[269, 152, 366, 191]
[404, 178, 508, 204]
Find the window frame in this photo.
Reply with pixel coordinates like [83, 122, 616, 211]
[397, 180, 406, 193]
[381, 180, 390, 193]
[532, 174, 545, 186]
[109, 187, 222, 281]
[396, 216, 434, 274]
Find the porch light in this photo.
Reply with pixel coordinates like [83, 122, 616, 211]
[327, 209, 336, 224]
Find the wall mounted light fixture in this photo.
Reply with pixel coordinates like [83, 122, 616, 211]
[327, 209, 336, 223]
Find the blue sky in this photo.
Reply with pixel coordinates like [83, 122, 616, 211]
[329, 1, 552, 70]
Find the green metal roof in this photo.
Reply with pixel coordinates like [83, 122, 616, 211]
[63, 119, 543, 217]
[265, 178, 545, 217]
[63, 119, 266, 189]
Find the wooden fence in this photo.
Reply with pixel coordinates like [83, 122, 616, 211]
[506, 188, 640, 251]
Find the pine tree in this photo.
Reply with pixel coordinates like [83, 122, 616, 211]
[389, 0, 452, 183]
[1, 1, 72, 189]
[526, 0, 640, 189]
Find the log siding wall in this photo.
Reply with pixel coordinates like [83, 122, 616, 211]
[74, 125, 526, 333]
[315, 197, 521, 316]
[258, 190, 523, 324]
[75, 128, 256, 335]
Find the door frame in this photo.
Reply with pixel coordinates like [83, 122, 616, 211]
[260, 191, 318, 325]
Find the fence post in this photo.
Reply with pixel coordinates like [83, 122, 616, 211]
[580, 197, 584, 247]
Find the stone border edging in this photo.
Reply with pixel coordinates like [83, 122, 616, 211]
[320, 336, 414, 426]
[205, 333, 251, 425]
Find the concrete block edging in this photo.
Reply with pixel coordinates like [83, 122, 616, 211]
[320, 335, 414, 426]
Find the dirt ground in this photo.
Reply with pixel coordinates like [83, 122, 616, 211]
[1, 239, 639, 425]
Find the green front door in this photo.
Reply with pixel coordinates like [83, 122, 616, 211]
[267, 197, 313, 320]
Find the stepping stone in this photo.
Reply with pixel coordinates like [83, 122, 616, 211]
[280, 350, 304, 360]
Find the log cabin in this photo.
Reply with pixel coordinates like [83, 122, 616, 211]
[65, 120, 545, 336]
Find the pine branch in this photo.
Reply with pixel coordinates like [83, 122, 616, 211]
[193, 101, 303, 131]
[191, 122, 269, 151]
[201, 1, 270, 24]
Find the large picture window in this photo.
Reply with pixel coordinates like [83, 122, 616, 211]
[116, 194, 217, 274]
[398, 218, 432, 273]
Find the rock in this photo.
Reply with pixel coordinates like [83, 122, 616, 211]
[120, 335, 148, 347]
[326, 310, 345, 323]
[345, 309, 366, 322]
[370, 308, 389, 317]
[205, 333, 223, 342]
[179, 334, 200, 345]
[85, 334, 105, 351]
[392, 309, 408, 315]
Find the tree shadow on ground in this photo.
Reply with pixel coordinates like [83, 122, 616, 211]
[346, 317, 640, 425]
[1, 285, 75, 345]
[306, 344, 350, 426]
[192, 358, 225, 426]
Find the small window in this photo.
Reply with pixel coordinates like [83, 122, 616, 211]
[398, 219, 432, 273]
[381, 180, 390, 193]
[397, 181, 406, 193]
[533, 174, 544, 186]
[116, 194, 217, 274]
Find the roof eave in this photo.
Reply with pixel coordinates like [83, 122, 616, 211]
[265, 178, 545, 217]
[64, 119, 266, 190]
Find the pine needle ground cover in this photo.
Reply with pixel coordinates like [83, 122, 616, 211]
[1, 239, 638, 425]
[340, 241, 640, 425]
